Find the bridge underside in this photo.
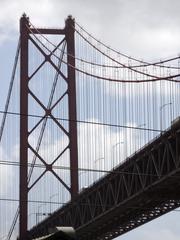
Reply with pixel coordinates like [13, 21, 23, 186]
[29, 126, 180, 240]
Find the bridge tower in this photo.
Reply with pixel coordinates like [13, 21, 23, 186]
[19, 14, 78, 239]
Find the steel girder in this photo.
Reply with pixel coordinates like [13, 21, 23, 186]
[29, 127, 180, 239]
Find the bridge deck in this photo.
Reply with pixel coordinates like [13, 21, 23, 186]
[29, 121, 180, 240]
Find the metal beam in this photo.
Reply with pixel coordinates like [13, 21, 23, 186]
[19, 14, 29, 240]
[30, 28, 65, 35]
[65, 16, 79, 198]
[29, 125, 180, 239]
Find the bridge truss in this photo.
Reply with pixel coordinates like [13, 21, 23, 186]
[29, 123, 180, 239]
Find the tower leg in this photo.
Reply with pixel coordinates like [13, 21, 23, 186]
[19, 14, 29, 240]
[66, 16, 79, 198]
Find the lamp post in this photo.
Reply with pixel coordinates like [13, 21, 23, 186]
[94, 157, 104, 180]
[28, 212, 36, 228]
[136, 124, 146, 149]
[36, 203, 46, 225]
[79, 171, 87, 189]
[160, 102, 172, 131]
[112, 142, 124, 167]
[50, 193, 59, 213]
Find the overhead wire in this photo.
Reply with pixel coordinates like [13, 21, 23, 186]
[0, 109, 162, 133]
[1, 157, 180, 178]
[0, 199, 180, 211]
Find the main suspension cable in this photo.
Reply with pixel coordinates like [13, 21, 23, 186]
[6, 208, 19, 240]
[0, 39, 20, 143]
[75, 21, 180, 68]
[27, 26, 180, 83]
[28, 21, 180, 70]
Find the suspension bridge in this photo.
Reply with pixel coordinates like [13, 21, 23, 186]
[1, 14, 180, 240]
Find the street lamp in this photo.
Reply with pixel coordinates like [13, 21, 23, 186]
[50, 193, 59, 213]
[112, 142, 124, 167]
[37, 203, 47, 224]
[94, 157, 104, 180]
[160, 102, 172, 131]
[79, 171, 87, 189]
[136, 123, 146, 150]
[28, 212, 36, 228]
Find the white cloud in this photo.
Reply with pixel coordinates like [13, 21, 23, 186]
[0, 0, 59, 43]
[0, 0, 180, 59]
[131, 28, 180, 58]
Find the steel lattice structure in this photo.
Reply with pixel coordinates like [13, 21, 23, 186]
[29, 123, 180, 239]
[19, 14, 79, 240]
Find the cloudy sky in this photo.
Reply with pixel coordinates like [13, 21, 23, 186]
[0, 0, 180, 239]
